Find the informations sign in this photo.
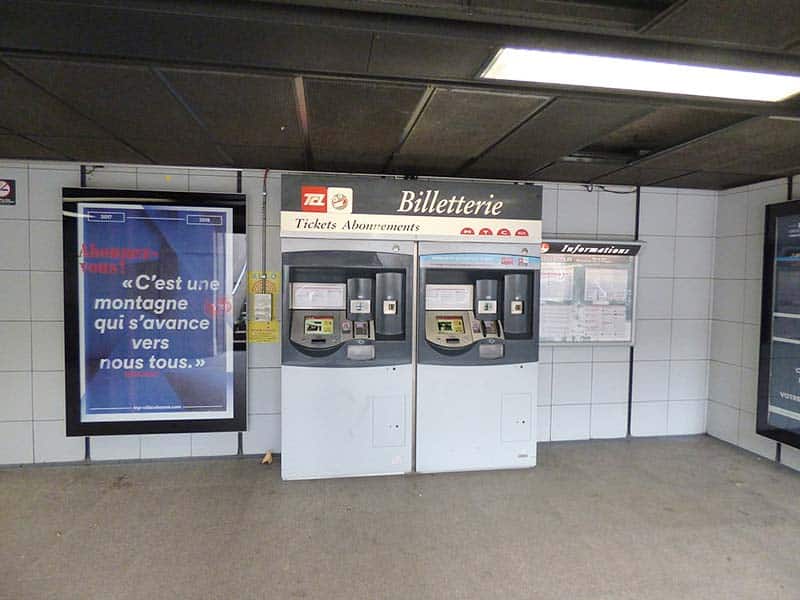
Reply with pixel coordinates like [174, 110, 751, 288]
[758, 201, 800, 449]
[62, 188, 246, 436]
[539, 241, 640, 344]
[280, 173, 542, 242]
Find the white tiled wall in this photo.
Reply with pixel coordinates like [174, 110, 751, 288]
[632, 188, 713, 437]
[0, 160, 279, 464]
[0, 163, 720, 465]
[537, 183, 714, 442]
[707, 178, 787, 462]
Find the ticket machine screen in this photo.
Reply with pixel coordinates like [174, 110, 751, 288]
[436, 316, 464, 333]
[304, 316, 334, 335]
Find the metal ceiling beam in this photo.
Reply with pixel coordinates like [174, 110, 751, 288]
[292, 76, 313, 170]
[16, 0, 800, 74]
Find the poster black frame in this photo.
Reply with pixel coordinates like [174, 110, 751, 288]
[757, 199, 800, 448]
[63, 188, 247, 437]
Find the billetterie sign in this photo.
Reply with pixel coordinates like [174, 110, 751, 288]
[279, 173, 542, 242]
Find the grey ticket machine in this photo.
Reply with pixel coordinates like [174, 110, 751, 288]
[416, 241, 540, 473]
[281, 239, 413, 480]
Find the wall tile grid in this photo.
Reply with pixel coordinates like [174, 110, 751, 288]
[0, 163, 717, 464]
[0, 161, 280, 464]
[538, 183, 713, 442]
[707, 177, 789, 464]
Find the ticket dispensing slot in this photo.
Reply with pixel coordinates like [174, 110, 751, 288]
[346, 277, 375, 360]
[474, 279, 503, 359]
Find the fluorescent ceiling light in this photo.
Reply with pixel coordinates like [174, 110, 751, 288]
[481, 48, 800, 102]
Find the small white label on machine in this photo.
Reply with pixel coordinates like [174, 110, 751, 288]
[425, 284, 473, 310]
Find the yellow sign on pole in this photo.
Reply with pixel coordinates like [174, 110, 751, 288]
[247, 271, 280, 343]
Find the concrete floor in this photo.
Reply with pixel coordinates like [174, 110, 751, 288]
[2, 436, 800, 600]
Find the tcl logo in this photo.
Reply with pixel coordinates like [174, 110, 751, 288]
[301, 186, 353, 213]
[301, 186, 327, 212]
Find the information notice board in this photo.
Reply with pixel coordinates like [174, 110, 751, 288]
[539, 240, 641, 344]
[758, 201, 800, 449]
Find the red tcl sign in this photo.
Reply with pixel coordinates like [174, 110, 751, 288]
[301, 186, 327, 212]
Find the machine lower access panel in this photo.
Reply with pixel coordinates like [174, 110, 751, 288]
[281, 364, 413, 480]
[416, 362, 537, 473]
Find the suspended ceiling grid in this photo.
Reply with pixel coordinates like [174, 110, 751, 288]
[2, 0, 800, 190]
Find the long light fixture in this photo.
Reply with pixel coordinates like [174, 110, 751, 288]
[481, 48, 800, 102]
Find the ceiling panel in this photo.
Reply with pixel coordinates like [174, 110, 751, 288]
[0, 134, 66, 160]
[533, 160, 626, 183]
[638, 118, 800, 173]
[644, 1, 800, 50]
[305, 79, 426, 171]
[654, 171, 765, 190]
[161, 70, 303, 148]
[583, 107, 751, 158]
[264, 0, 671, 31]
[369, 34, 495, 79]
[738, 144, 800, 176]
[592, 166, 691, 186]
[9, 59, 211, 143]
[390, 89, 548, 175]
[28, 136, 149, 164]
[0, 63, 110, 138]
[221, 145, 306, 170]
[462, 99, 652, 179]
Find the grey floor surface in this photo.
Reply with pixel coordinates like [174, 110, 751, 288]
[2, 436, 800, 600]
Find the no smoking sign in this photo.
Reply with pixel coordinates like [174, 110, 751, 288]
[0, 179, 15, 205]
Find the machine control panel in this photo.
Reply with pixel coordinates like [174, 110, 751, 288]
[290, 310, 352, 349]
[424, 310, 503, 350]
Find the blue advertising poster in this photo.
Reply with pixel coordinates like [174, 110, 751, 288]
[766, 215, 800, 434]
[77, 202, 235, 422]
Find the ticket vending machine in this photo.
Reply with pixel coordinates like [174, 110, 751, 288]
[416, 242, 540, 473]
[281, 239, 413, 480]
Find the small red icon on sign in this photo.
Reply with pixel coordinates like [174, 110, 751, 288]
[460, 227, 475, 235]
[501, 256, 513, 265]
[515, 228, 529, 237]
[479, 228, 492, 235]
[541, 242, 550, 253]
[204, 299, 232, 317]
[497, 228, 511, 236]
[301, 186, 327, 212]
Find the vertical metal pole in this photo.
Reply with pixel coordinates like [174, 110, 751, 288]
[411, 241, 419, 472]
[80, 164, 90, 461]
[627, 186, 641, 438]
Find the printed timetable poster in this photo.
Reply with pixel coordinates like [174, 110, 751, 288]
[63, 189, 246, 436]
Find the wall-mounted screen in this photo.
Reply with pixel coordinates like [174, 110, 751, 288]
[304, 316, 334, 335]
[436, 316, 465, 333]
[758, 202, 800, 449]
[539, 240, 641, 345]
